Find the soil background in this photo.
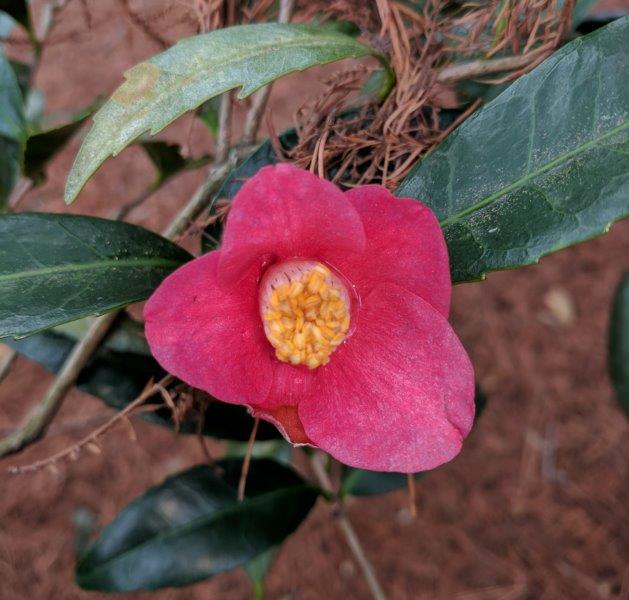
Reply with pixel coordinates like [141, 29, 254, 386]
[1, 1, 627, 599]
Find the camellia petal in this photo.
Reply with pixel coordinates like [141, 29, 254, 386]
[297, 283, 475, 473]
[144, 251, 275, 406]
[341, 185, 451, 317]
[218, 163, 366, 284]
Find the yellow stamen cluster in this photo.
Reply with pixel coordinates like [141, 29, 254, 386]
[261, 262, 350, 369]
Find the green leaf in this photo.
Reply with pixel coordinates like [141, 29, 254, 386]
[138, 140, 211, 187]
[0, 11, 15, 39]
[64, 23, 389, 204]
[201, 129, 298, 252]
[244, 547, 276, 600]
[609, 273, 629, 416]
[0, 213, 191, 338]
[23, 105, 95, 184]
[7, 316, 281, 440]
[397, 18, 629, 283]
[0, 0, 29, 31]
[340, 386, 487, 496]
[0, 49, 25, 209]
[76, 459, 319, 591]
[572, 0, 598, 26]
[197, 97, 221, 137]
[340, 467, 424, 497]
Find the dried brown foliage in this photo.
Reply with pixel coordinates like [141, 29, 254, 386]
[290, 0, 575, 189]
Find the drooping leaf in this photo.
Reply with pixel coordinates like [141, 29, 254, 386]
[137, 140, 211, 187]
[0, 49, 25, 209]
[0, 213, 191, 338]
[76, 459, 319, 591]
[7, 316, 281, 440]
[23, 105, 95, 184]
[64, 23, 390, 204]
[340, 386, 487, 496]
[609, 273, 629, 416]
[397, 18, 629, 283]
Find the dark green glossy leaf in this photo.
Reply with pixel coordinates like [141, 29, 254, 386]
[76, 459, 319, 591]
[138, 140, 211, 187]
[0, 213, 191, 338]
[201, 129, 298, 252]
[340, 467, 424, 497]
[0, 0, 29, 31]
[397, 18, 629, 283]
[23, 105, 95, 184]
[0, 49, 25, 209]
[340, 386, 487, 496]
[7, 316, 281, 440]
[609, 273, 629, 416]
[65, 23, 388, 203]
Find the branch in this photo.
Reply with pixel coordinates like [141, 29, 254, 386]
[0, 345, 17, 384]
[215, 92, 233, 163]
[311, 453, 387, 600]
[241, 0, 295, 146]
[0, 154, 239, 458]
[7, 375, 173, 474]
[0, 312, 119, 456]
[436, 51, 546, 84]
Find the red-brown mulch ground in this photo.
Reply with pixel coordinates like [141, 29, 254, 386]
[1, 2, 627, 598]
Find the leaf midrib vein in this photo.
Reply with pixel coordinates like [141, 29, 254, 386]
[439, 120, 629, 227]
[0, 257, 182, 283]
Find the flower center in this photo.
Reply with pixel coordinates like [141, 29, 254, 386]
[259, 260, 351, 369]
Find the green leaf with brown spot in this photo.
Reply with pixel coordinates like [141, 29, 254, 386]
[65, 23, 389, 204]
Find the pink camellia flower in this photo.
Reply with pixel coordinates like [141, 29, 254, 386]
[144, 164, 475, 472]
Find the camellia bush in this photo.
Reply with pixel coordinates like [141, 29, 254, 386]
[0, 0, 627, 597]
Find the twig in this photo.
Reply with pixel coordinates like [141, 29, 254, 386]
[407, 473, 417, 519]
[0, 153, 238, 458]
[7, 375, 173, 474]
[112, 185, 156, 220]
[0, 345, 17, 384]
[241, 0, 295, 146]
[0, 312, 119, 456]
[436, 51, 546, 84]
[310, 452, 387, 600]
[215, 92, 233, 164]
[237, 416, 260, 501]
